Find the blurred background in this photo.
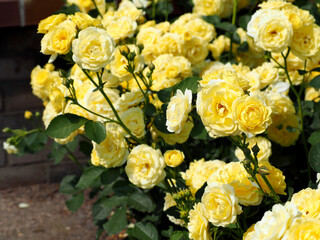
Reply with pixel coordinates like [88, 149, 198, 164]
[0, 0, 84, 189]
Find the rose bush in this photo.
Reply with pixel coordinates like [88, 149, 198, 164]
[3, 0, 320, 239]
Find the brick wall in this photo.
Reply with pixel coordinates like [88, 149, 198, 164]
[0, 1, 83, 189]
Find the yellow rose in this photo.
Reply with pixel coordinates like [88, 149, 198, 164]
[48, 86, 66, 113]
[202, 183, 242, 227]
[136, 27, 162, 46]
[67, 0, 106, 14]
[184, 37, 209, 65]
[291, 23, 320, 60]
[233, 94, 272, 137]
[284, 217, 320, 240]
[70, 12, 102, 30]
[197, 78, 244, 138]
[255, 10, 293, 52]
[305, 87, 320, 102]
[251, 202, 301, 240]
[41, 20, 77, 61]
[109, 44, 144, 81]
[291, 188, 320, 219]
[208, 35, 230, 60]
[164, 150, 185, 167]
[106, 16, 137, 42]
[188, 203, 212, 240]
[115, 90, 144, 112]
[3, 141, 18, 155]
[72, 27, 115, 71]
[208, 162, 263, 206]
[24, 111, 33, 119]
[235, 136, 272, 163]
[166, 89, 192, 134]
[243, 224, 255, 240]
[193, 0, 233, 18]
[91, 124, 128, 168]
[119, 107, 146, 139]
[252, 62, 279, 89]
[117, 0, 144, 22]
[153, 120, 194, 145]
[157, 33, 185, 56]
[256, 161, 287, 195]
[37, 14, 67, 34]
[164, 192, 185, 226]
[267, 113, 300, 147]
[180, 158, 226, 196]
[125, 144, 166, 189]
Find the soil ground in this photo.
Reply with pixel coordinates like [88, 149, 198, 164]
[0, 183, 125, 240]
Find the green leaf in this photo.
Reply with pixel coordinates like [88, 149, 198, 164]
[100, 168, 121, 186]
[128, 191, 156, 213]
[311, 67, 320, 72]
[215, 22, 237, 32]
[190, 118, 208, 140]
[153, 113, 172, 134]
[59, 175, 80, 194]
[92, 196, 128, 221]
[175, 76, 201, 94]
[112, 180, 133, 196]
[145, 103, 157, 117]
[24, 131, 48, 154]
[237, 42, 249, 52]
[84, 120, 106, 144]
[298, 69, 308, 75]
[157, 87, 173, 103]
[46, 114, 88, 139]
[308, 132, 320, 145]
[170, 231, 190, 240]
[233, 32, 241, 44]
[309, 143, 320, 172]
[238, 15, 251, 30]
[103, 207, 127, 235]
[76, 166, 105, 189]
[161, 226, 174, 238]
[128, 222, 159, 240]
[48, 137, 79, 164]
[66, 192, 84, 212]
[54, 4, 80, 15]
[195, 182, 207, 201]
[309, 75, 320, 89]
[79, 140, 93, 158]
[202, 15, 221, 25]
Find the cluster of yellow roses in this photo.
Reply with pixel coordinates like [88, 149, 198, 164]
[26, 0, 320, 239]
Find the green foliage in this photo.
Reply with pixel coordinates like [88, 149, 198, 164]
[127, 190, 156, 213]
[175, 76, 201, 94]
[84, 120, 106, 144]
[309, 75, 320, 89]
[48, 137, 79, 164]
[66, 192, 84, 212]
[76, 166, 105, 189]
[309, 143, 320, 172]
[103, 207, 128, 235]
[170, 231, 190, 240]
[127, 222, 159, 240]
[46, 114, 88, 139]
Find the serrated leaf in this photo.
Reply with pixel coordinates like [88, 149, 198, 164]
[128, 222, 159, 240]
[103, 207, 127, 235]
[66, 192, 84, 212]
[112, 180, 133, 196]
[175, 76, 200, 94]
[128, 191, 155, 213]
[308, 131, 320, 145]
[170, 231, 190, 240]
[84, 120, 106, 144]
[157, 87, 173, 103]
[153, 113, 172, 134]
[309, 75, 320, 89]
[100, 168, 121, 185]
[309, 142, 320, 172]
[76, 167, 105, 189]
[46, 114, 88, 138]
[49, 137, 79, 164]
[238, 15, 251, 30]
[92, 196, 128, 220]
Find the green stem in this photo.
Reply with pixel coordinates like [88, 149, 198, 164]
[229, 0, 238, 62]
[82, 69, 143, 144]
[152, 0, 156, 20]
[92, 0, 103, 18]
[62, 145, 84, 171]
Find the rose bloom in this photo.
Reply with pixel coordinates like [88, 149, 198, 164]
[232, 94, 272, 137]
[284, 217, 320, 240]
[157, 33, 185, 56]
[72, 27, 115, 71]
[41, 20, 77, 62]
[164, 150, 185, 167]
[119, 107, 146, 139]
[166, 89, 192, 134]
[183, 37, 209, 65]
[91, 124, 128, 168]
[115, 90, 145, 112]
[291, 188, 320, 219]
[201, 183, 242, 227]
[197, 78, 244, 138]
[105, 16, 137, 42]
[188, 203, 212, 240]
[267, 113, 300, 147]
[125, 144, 166, 189]
[37, 14, 67, 34]
[67, 0, 106, 14]
[70, 12, 102, 30]
[291, 23, 320, 60]
[305, 87, 320, 103]
[207, 162, 263, 206]
[117, 0, 144, 22]
[181, 158, 226, 196]
[3, 141, 18, 155]
[256, 161, 287, 195]
[136, 27, 162, 47]
[193, 0, 234, 18]
[251, 202, 301, 240]
[252, 62, 279, 89]
[235, 136, 272, 163]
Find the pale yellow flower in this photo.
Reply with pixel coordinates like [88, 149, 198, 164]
[125, 144, 166, 189]
[291, 188, 320, 219]
[188, 203, 212, 240]
[119, 107, 146, 139]
[284, 217, 320, 240]
[164, 150, 185, 167]
[37, 14, 67, 34]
